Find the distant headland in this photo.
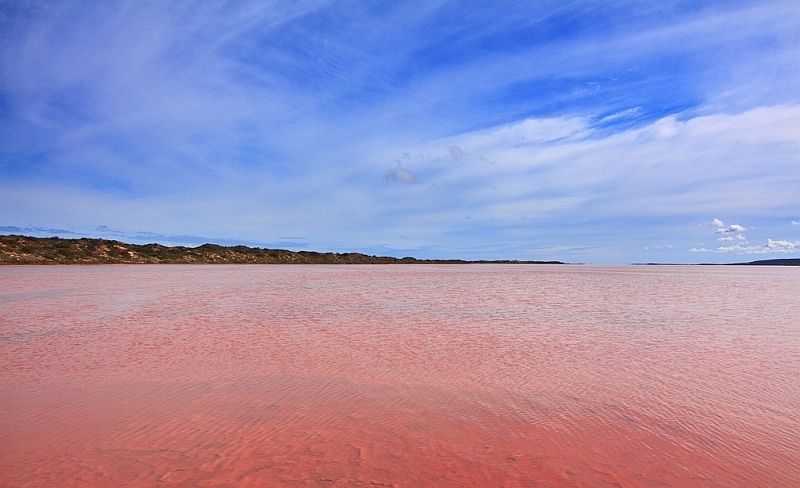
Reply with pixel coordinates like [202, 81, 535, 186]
[721, 258, 800, 266]
[0, 235, 564, 265]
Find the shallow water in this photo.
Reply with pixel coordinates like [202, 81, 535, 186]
[1, 264, 798, 487]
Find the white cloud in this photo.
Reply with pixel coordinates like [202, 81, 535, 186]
[692, 239, 800, 254]
[712, 218, 747, 234]
[765, 239, 800, 251]
[727, 224, 747, 233]
[643, 244, 673, 250]
[792, 220, 800, 226]
[715, 244, 756, 253]
[403, 106, 800, 223]
[693, 216, 799, 255]
[717, 234, 746, 242]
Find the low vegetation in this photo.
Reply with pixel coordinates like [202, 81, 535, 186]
[0, 235, 563, 265]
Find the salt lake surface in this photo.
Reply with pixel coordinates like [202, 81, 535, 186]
[1, 264, 798, 487]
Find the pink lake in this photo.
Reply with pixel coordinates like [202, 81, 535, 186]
[1, 264, 799, 487]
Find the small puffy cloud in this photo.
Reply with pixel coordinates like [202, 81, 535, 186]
[728, 224, 746, 233]
[792, 220, 800, 226]
[711, 218, 746, 234]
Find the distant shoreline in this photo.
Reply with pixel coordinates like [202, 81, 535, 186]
[2, 234, 798, 266]
[633, 259, 800, 266]
[0, 234, 564, 265]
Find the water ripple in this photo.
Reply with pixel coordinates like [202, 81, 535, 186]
[1, 264, 798, 486]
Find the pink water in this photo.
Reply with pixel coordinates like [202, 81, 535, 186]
[1, 264, 798, 487]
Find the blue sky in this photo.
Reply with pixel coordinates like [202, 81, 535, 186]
[1, 0, 799, 263]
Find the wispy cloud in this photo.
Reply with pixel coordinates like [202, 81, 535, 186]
[596, 107, 642, 125]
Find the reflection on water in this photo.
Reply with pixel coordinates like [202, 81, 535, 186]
[1, 264, 799, 487]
